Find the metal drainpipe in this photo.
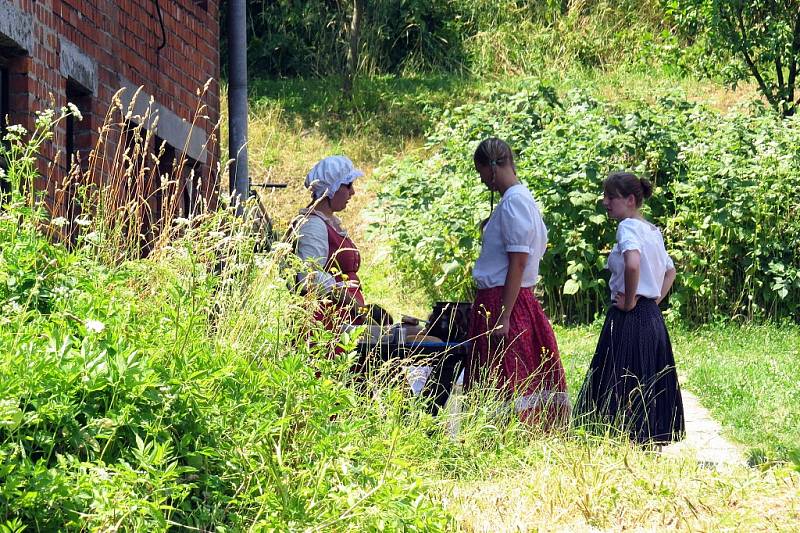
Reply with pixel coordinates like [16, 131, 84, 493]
[228, 0, 249, 215]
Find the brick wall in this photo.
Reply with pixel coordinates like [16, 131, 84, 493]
[1, 0, 220, 214]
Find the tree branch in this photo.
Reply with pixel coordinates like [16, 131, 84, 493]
[725, 5, 778, 109]
[342, 0, 364, 100]
[767, 0, 786, 102]
[787, 10, 800, 108]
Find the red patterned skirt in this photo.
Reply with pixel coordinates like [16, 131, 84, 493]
[465, 286, 570, 426]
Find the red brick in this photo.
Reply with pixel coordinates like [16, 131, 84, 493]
[8, 1, 220, 214]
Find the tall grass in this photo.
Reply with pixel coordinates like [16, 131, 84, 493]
[1, 100, 798, 530]
[0, 103, 453, 530]
[234, 0, 694, 79]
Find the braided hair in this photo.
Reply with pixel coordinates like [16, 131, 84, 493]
[474, 138, 516, 231]
[474, 137, 516, 186]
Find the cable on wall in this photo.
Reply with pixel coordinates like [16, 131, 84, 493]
[154, 0, 167, 53]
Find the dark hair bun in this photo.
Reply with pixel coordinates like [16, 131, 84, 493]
[640, 177, 653, 199]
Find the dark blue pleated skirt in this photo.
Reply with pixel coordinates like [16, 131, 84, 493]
[574, 298, 685, 445]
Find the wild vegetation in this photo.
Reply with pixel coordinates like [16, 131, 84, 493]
[1, 0, 799, 530]
[374, 83, 800, 323]
[1, 107, 791, 531]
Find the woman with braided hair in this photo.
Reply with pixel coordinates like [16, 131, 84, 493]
[465, 138, 570, 427]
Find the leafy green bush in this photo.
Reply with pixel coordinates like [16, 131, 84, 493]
[373, 81, 800, 323]
[0, 111, 453, 530]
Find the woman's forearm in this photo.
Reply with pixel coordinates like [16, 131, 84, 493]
[622, 250, 641, 311]
[501, 253, 528, 319]
[623, 267, 639, 310]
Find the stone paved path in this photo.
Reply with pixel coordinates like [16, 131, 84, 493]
[662, 389, 746, 467]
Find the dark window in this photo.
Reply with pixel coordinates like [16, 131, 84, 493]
[153, 137, 201, 220]
[0, 49, 29, 203]
[193, 1, 208, 11]
[0, 64, 8, 138]
[177, 155, 200, 218]
[65, 80, 91, 175]
[118, 121, 162, 256]
[65, 103, 74, 166]
[57, 81, 93, 233]
[117, 124, 200, 255]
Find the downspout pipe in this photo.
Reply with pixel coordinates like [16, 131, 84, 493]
[228, 0, 249, 214]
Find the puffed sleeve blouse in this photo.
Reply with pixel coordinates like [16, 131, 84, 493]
[607, 217, 675, 300]
[472, 184, 548, 290]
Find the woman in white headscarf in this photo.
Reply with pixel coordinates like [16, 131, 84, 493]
[291, 156, 366, 328]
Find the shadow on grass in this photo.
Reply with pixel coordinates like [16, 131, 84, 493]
[249, 74, 481, 147]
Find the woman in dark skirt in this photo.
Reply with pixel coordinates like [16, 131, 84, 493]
[465, 138, 570, 427]
[574, 172, 684, 445]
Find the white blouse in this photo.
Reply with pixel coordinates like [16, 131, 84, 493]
[294, 210, 350, 293]
[607, 217, 675, 300]
[472, 184, 548, 289]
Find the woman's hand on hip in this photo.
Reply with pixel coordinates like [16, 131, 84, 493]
[613, 292, 639, 311]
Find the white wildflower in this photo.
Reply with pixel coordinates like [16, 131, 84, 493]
[35, 109, 56, 129]
[85, 319, 106, 333]
[74, 216, 92, 227]
[270, 242, 293, 255]
[53, 285, 70, 298]
[50, 216, 68, 227]
[66, 102, 83, 121]
[93, 467, 111, 481]
[4, 124, 27, 141]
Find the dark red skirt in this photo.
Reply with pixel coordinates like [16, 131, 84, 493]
[466, 287, 569, 425]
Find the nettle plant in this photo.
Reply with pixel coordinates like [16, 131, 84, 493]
[0, 109, 454, 531]
[374, 82, 800, 324]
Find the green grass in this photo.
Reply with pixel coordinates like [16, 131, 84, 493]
[673, 324, 800, 463]
[444, 438, 800, 531]
[249, 75, 482, 148]
[555, 322, 800, 464]
[2, 106, 800, 531]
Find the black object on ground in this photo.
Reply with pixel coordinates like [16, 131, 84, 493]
[356, 339, 468, 416]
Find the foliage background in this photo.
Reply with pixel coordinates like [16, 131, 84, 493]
[373, 84, 800, 324]
[221, 0, 709, 78]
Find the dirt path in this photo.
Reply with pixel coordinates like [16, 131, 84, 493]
[662, 389, 746, 467]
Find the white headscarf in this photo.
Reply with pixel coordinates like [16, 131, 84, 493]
[304, 156, 364, 200]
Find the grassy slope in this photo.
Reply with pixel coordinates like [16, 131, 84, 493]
[233, 65, 800, 529]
